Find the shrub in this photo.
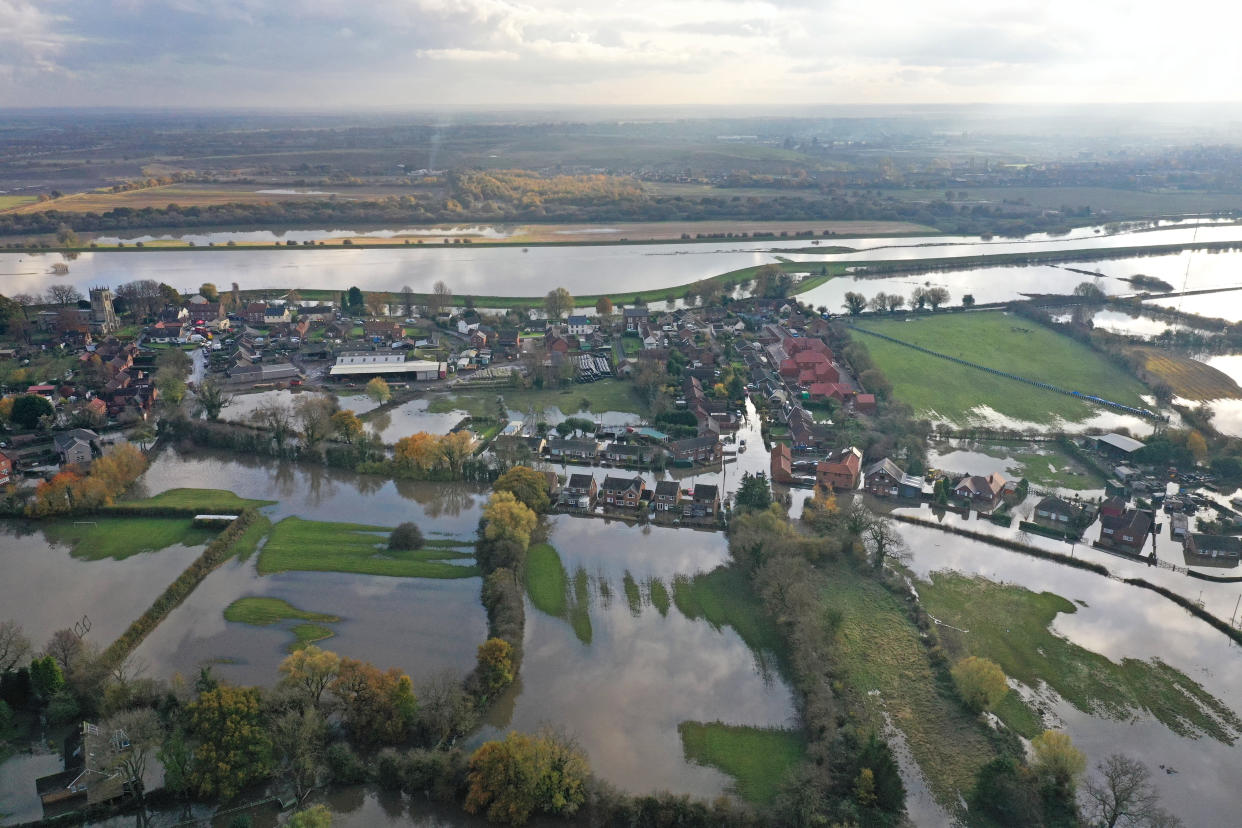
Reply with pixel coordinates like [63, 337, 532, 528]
[389, 522, 424, 551]
[952, 656, 1008, 712]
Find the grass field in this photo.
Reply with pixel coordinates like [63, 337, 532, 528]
[524, 543, 593, 644]
[1135, 348, 1242, 400]
[672, 566, 786, 668]
[0, 194, 37, 210]
[821, 561, 997, 809]
[43, 517, 215, 560]
[117, 487, 276, 512]
[224, 597, 340, 651]
[855, 312, 1150, 425]
[429, 380, 646, 419]
[258, 517, 479, 579]
[918, 573, 1241, 744]
[932, 440, 1106, 491]
[678, 722, 805, 804]
[884, 186, 1242, 217]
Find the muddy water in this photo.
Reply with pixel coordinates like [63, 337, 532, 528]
[131, 558, 486, 688]
[135, 447, 488, 533]
[0, 752, 65, 826]
[477, 518, 797, 800]
[895, 521, 1242, 826]
[0, 522, 205, 649]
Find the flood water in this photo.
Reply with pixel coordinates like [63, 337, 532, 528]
[477, 516, 797, 800]
[896, 521, 1242, 826]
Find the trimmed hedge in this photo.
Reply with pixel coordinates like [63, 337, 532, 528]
[890, 513, 1110, 576]
[1124, 578, 1242, 645]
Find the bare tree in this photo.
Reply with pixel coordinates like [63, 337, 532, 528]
[270, 707, 327, 806]
[48, 284, 83, 306]
[44, 628, 84, 671]
[116, 280, 164, 319]
[295, 395, 338, 453]
[11, 293, 39, 315]
[544, 287, 574, 320]
[886, 294, 906, 313]
[1085, 754, 1182, 828]
[925, 286, 950, 310]
[430, 280, 452, 316]
[102, 708, 163, 828]
[400, 285, 415, 318]
[0, 620, 31, 671]
[251, 400, 297, 454]
[864, 514, 906, 570]
[419, 670, 477, 748]
[868, 293, 889, 313]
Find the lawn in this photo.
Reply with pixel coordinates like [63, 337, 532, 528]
[117, 487, 276, 512]
[1134, 348, 1242, 400]
[673, 566, 786, 671]
[678, 722, 805, 804]
[820, 561, 997, 810]
[42, 516, 216, 560]
[524, 543, 592, 644]
[258, 517, 479, 579]
[429, 379, 646, 419]
[933, 440, 1106, 491]
[855, 311, 1150, 425]
[918, 572, 1241, 744]
[224, 597, 340, 651]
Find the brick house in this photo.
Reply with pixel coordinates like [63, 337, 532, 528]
[244, 303, 268, 325]
[864, 458, 921, 498]
[562, 473, 597, 507]
[1033, 496, 1092, 531]
[953, 472, 1007, 505]
[547, 438, 599, 462]
[770, 442, 793, 484]
[684, 483, 720, 519]
[0, 450, 13, 485]
[669, 435, 721, 465]
[604, 442, 659, 465]
[816, 446, 862, 491]
[653, 480, 681, 512]
[600, 475, 645, 508]
[1098, 509, 1152, 555]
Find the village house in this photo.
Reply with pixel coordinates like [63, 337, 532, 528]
[566, 315, 597, 336]
[363, 320, 404, 342]
[545, 333, 571, 354]
[668, 435, 721, 466]
[1032, 496, 1092, 532]
[770, 442, 793, 484]
[263, 304, 292, 325]
[600, 475, 645, 508]
[624, 306, 649, 331]
[1183, 533, 1242, 567]
[547, 437, 599, 462]
[0, 449, 13, 485]
[1100, 495, 1127, 518]
[243, 302, 268, 325]
[1098, 508, 1153, 555]
[53, 429, 100, 467]
[562, 473, 597, 507]
[684, 483, 720, 520]
[854, 393, 877, 415]
[953, 472, 1007, 505]
[816, 446, 863, 491]
[653, 480, 681, 513]
[864, 458, 922, 498]
[36, 722, 136, 818]
[604, 442, 660, 465]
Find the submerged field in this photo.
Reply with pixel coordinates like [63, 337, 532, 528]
[855, 312, 1150, 425]
[224, 597, 341, 651]
[258, 517, 479, 579]
[40, 516, 215, 560]
[678, 722, 804, 804]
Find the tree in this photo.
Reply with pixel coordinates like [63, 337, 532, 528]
[187, 685, 273, 800]
[156, 370, 187, 407]
[389, 522, 425, 550]
[418, 670, 477, 748]
[594, 296, 614, 323]
[864, 513, 905, 570]
[44, 628, 83, 672]
[330, 658, 417, 745]
[1085, 754, 1181, 828]
[286, 805, 332, 828]
[365, 377, 391, 404]
[868, 293, 889, 313]
[476, 638, 515, 696]
[465, 730, 590, 825]
[346, 286, 365, 313]
[430, 280, 453, 316]
[439, 430, 475, 474]
[1186, 430, 1208, 463]
[735, 471, 772, 512]
[48, 284, 83, 306]
[544, 287, 574, 320]
[295, 395, 337, 451]
[116, 280, 164, 320]
[399, 285, 415, 317]
[483, 491, 537, 550]
[270, 707, 327, 807]
[922, 286, 948, 309]
[1074, 281, 1106, 301]
[952, 656, 1008, 712]
[1031, 730, 1086, 794]
[494, 466, 551, 514]
[910, 286, 928, 310]
[56, 225, 80, 247]
[199, 282, 219, 302]
[278, 645, 341, 710]
[842, 292, 866, 316]
[195, 378, 230, 421]
[10, 394, 53, 429]
[30, 655, 65, 700]
[0, 621, 30, 672]
[962, 293, 976, 308]
[158, 728, 195, 819]
[102, 708, 162, 827]
[331, 410, 364, 444]
[251, 399, 296, 453]
[886, 294, 906, 313]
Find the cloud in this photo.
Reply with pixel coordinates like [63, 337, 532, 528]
[2, 0, 1241, 106]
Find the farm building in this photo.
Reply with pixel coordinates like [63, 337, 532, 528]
[328, 353, 445, 380]
[1095, 433, 1146, 460]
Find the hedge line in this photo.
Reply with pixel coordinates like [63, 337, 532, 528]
[1124, 578, 1242, 645]
[890, 513, 1111, 576]
[98, 509, 267, 671]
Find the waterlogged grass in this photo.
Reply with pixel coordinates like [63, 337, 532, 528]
[259, 517, 479, 579]
[678, 722, 805, 804]
[224, 598, 340, 651]
[919, 573, 1242, 744]
[673, 566, 786, 664]
[648, 577, 671, 617]
[821, 561, 997, 809]
[525, 543, 569, 618]
[428, 380, 646, 418]
[855, 312, 1149, 425]
[936, 440, 1106, 491]
[231, 514, 271, 561]
[118, 487, 276, 512]
[42, 516, 215, 560]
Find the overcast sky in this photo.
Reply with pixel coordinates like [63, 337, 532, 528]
[2, 0, 1238, 108]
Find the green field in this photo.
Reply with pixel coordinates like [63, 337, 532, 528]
[429, 380, 646, 419]
[855, 312, 1150, 425]
[678, 722, 805, 804]
[524, 543, 593, 644]
[822, 562, 996, 809]
[673, 566, 786, 672]
[919, 573, 1241, 744]
[224, 597, 340, 650]
[258, 517, 479, 579]
[0, 195, 37, 210]
[118, 487, 276, 512]
[42, 516, 215, 560]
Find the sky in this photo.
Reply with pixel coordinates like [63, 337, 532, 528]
[2, 0, 1240, 108]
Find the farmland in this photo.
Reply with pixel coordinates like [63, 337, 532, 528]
[854, 311, 1151, 425]
[1134, 348, 1242, 400]
[257, 517, 479, 579]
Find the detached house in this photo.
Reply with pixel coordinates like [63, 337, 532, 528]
[53, 429, 99, 467]
[953, 472, 1007, 505]
[653, 480, 681, 513]
[864, 459, 922, 498]
[669, 435, 721, 466]
[600, 475, 645, 509]
[1098, 509, 1152, 555]
[1032, 496, 1092, 532]
[624, 306, 649, 331]
[566, 315, 597, 336]
[562, 473, 597, 507]
[684, 484, 720, 520]
[816, 446, 862, 491]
